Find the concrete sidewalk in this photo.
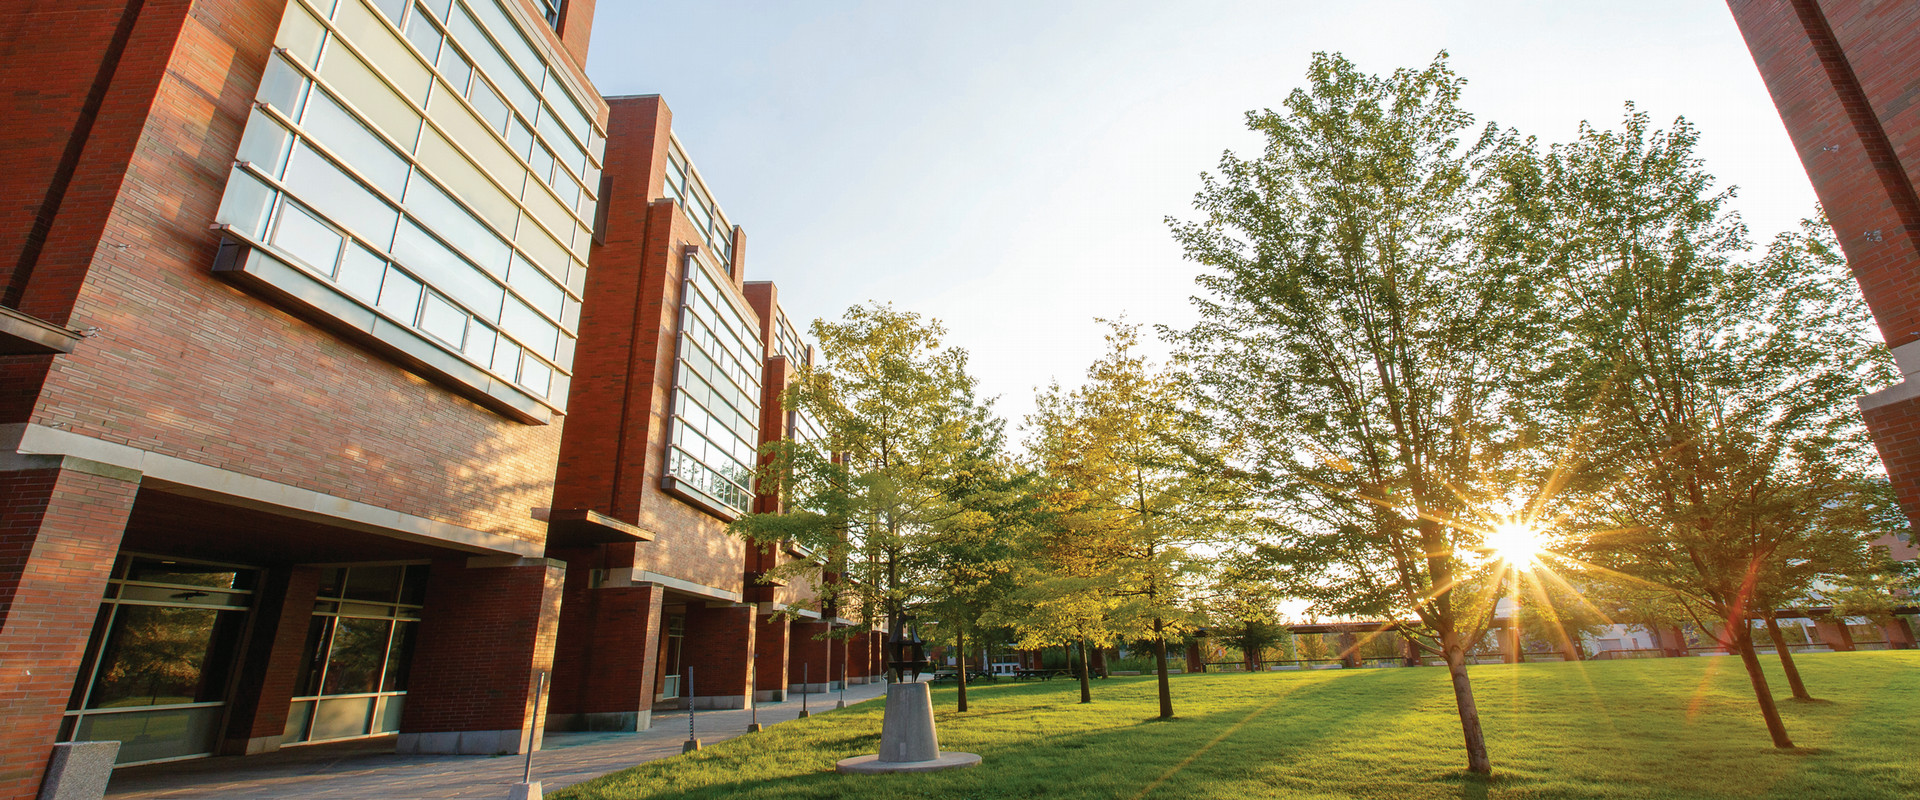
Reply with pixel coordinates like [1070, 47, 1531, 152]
[105, 680, 896, 799]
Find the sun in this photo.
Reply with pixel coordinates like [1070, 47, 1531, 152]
[1484, 521, 1544, 567]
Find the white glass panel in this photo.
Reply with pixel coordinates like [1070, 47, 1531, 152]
[500, 297, 556, 358]
[333, 0, 432, 104]
[463, 321, 496, 363]
[465, 78, 509, 133]
[283, 144, 399, 248]
[424, 87, 521, 189]
[376, 266, 422, 321]
[318, 43, 422, 150]
[419, 292, 467, 346]
[336, 241, 388, 300]
[391, 219, 504, 320]
[464, 0, 543, 92]
[275, 2, 327, 67]
[257, 56, 310, 116]
[446, 5, 536, 116]
[413, 127, 516, 230]
[519, 180, 572, 247]
[420, 0, 451, 20]
[401, 171, 509, 275]
[403, 8, 442, 62]
[491, 339, 521, 376]
[513, 216, 568, 277]
[518, 356, 551, 396]
[271, 202, 345, 275]
[215, 170, 277, 239]
[436, 43, 472, 95]
[368, 0, 405, 25]
[300, 89, 409, 197]
[505, 254, 562, 318]
[236, 111, 294, 178]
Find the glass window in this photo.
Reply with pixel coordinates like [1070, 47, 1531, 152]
[335, 241, 388, 300]
[466, 78, 510, 133]
[236, 110, 294, 178]
[463, 321, 497, 364]
[317, 43, 422, 150]
[300, 89, 410, 197]
[414, 127, 516, 230]
[83, 605, 245, 708]
[465, 0, 544, 91]
[321, 618, 392, 695]
[391, 218, 504, 320]
[282, 144, 399, 248]
[271, 202, 346, 276]
[446, 4, 537, 116]
[437, 43, 473, 95]
[403, 6, 442, 62]
[343, 565, 404, 602]
[501, 297, 557, 358]
[333, 0, 432, 104]
[368, 0, 406, 26]
[215, 170, 277, 239]
[506, 254, 563, 319]
[518, 356, 551, 396]
[257, 56, 310, 117]
[275, 2, 328, 67]
[376, 266, 422, 320]
[383, 624, 417, 691]
[402, 171, 509, 276]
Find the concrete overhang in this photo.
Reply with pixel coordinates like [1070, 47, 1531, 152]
[0, 305, 83, 355]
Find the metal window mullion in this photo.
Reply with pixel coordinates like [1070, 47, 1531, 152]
[446, 0, 599, 170]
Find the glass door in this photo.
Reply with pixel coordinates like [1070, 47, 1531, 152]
[61, 555, 258, 765]
[658, 615, 685, 700]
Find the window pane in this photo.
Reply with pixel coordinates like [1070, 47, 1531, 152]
[300, 89, 410, 197]
[215, 170, 277, 239]
[437, 45, 473, 96]
[257, 56, 310, 116]
[236, 111, 294, 178]
[403, 7, 442, 62]
[446, 5, 536, 116]
[321, 618, 392, 695]
[86, 606, 246, 707]
[275, 2, 327, 67]
[282, 144, 399, 248]
[402, 172, 509, 276]
[500, 297, 557, 358]
[343, 565, 404, 602]
[505, 254, 563, 318]
[518, 356, 551, 396]
[271, 202, 345, 276]
[335, 242, 388, 301]
[491, 339, 521, 376]
[414, 127, 516, 231]
[333, 0, 431, 104]
[418, 293, 466, 346]
[383, 622, 417, 691]
[466, 77, 510, 133]
[317, 44, 421, 150]
[466, 0, 544, 93]
[368, 0, 406, 25]
[376, 266, 422, 321]
[391, 219, 504, 320]
[463, 320, 497, 364]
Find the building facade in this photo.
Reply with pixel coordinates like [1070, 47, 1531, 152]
[1725, 0, 1920, 528]
[0, 1, 857, 797]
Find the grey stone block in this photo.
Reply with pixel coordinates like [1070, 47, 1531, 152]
[39, 741, 118, 800]
[508, 781, 543, 800]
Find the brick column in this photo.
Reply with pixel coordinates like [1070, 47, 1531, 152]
[789, 619, 829, 694]
[827, 627, 847, 690]
[683, 602, 755, 709]
[846, 631, 873, 684]
[754, 613, 789, 702]
[219, 566, 322, 755]
[871, 630, 886, 677]
[1402, 633, 1424, 666]
[1338, 631, 1362, 668]
[1651, 624, 1688, 657]
[1814, 617, 1857, 652]
[1184, 639, 1205, 673]
[547, 574, 665, 731]
[398, 556, 564, 754]
[0, 457, 139, 800]
[1881, 617, 1916, 650]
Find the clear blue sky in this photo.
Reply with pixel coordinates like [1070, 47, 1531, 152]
[583, 1, 1818, 430]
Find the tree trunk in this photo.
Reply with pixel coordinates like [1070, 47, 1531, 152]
[1763, 611, 1812, 701]
[1442, 632, 1492, 775]
[1078, 639, 1093, 704]
[1152, 617, 1173, 719]
[1732, 622, 1795, 748]
[956, 626, 968, 712]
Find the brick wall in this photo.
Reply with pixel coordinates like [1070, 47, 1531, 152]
[1728, 0, 1920, 527]
[401, 557, 562, 747]
[681, 602, 754, 706]
[2, 0, 566, 546]
[0, 463, 137, 799]
[754, 613, 789, 698]
[789, 619, 830, 689]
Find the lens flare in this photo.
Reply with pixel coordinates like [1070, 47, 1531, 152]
[1485, 522, 1544, 567]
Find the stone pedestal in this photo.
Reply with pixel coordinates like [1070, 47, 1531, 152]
[37, 741, 119, 800]
[835, 682, 981, 774]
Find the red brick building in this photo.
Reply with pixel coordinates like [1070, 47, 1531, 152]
[0, 0, 848, 796]
[1726, 1, 1920, 526]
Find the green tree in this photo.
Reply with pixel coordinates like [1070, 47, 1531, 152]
[731, 303, 1006, 687]
[1167, 52, 1539, 774]
[1528, 108, 1896, 748]
[1022, 320, 1232, 719]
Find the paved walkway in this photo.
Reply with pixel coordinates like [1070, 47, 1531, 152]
[105, 680, 896, 799]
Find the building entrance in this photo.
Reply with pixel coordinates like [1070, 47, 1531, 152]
[61, 555, 257, 765]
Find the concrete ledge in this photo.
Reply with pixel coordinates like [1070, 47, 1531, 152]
[549, 711, 646, 732]
[0, 304, 82, 355]
[39, 741, 118, 800]
[754, 689, 787, 703]
[396, 728, 533, 755]
[687, 695, 748, 710]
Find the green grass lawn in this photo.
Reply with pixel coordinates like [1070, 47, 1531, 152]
[554, 651, 1920, 800]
